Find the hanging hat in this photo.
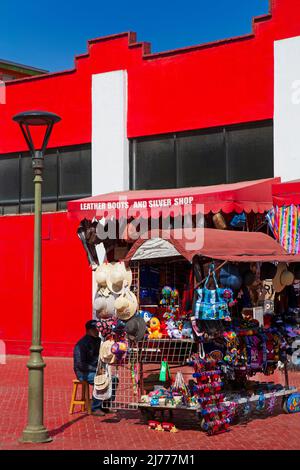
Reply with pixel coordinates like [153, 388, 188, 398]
[212, 213, 227, 230]
[99, 339, 116, 364]
[260, 262, 277, 281]
[94, 372, 110, 391]
[220, 264, 242, 290]
[107, 262, 133, 295]
[272, 263, 295, 293]
[93, 293, 117, 319]
[124, 316, 147, 342]
[95, 263, 112, 287]
[114, 290, 138, 321]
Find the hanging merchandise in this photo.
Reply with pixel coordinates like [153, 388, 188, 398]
[189, 354, 235, 435]
[172, 372, 189, 404]
[230, 212, 247, 229]
[195, 263, 234, 321]
[111, 340, 128, 362]
[160, 286, 173, 306]
[267, 205, 300, 254]
[159, 360, 172, 382]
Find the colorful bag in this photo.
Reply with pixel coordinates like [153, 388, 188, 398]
[194, 264, 233, 321]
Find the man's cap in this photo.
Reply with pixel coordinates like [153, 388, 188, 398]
[85, 319, 98, 330]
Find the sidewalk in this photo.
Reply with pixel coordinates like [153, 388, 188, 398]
[0, 355, 299, 450]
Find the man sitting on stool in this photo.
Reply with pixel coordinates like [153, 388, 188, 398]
[73, 320, 108, 416]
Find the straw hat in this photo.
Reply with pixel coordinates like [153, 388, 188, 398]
[95, 263, 112, 287]
[99, 340, 116, 364]
[107, 262, 132, 295]
[94, 372, 110, 391]
[114, 290, 138, 321]
[272, 263, 295, 293]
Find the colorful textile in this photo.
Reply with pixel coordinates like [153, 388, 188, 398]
[267, 205, 300, 254]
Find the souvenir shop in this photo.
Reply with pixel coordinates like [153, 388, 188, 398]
[69, 184, 300, 435]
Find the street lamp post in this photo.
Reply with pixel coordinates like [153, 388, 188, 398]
[13, 111, 61, 443]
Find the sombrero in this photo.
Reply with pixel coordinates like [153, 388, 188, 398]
[99, 340, 116, 364]
[114, 290, 138, 321]
[272, 263, 295, 293]
[107, 262, 132, 295]
[95, 262, 112, 288]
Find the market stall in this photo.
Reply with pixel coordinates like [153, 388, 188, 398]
[87, 228, 300, 434]
[68, 178, 300, 434]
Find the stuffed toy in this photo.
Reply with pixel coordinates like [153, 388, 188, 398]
[148, 317, 162, 339]
[139, 310, 153, 324]
[166, 319, 182, 339]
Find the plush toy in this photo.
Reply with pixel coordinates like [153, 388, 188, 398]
[139, 310, 153, 324]
[160, 320, 169, 338]
[148, 317, 162, 339]
[111, 341, 128, 360]
[166, 319, 182, 339]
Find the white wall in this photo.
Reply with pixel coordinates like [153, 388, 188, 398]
[274, 36, 300, 181]
[92, 70, 129, 195]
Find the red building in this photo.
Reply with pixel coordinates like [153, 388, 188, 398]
[1, 0, 300, 356]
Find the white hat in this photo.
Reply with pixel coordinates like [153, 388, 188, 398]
[95, 263, 112, 287]
[93, 293, 117, 319]
[272, 263, 295, 293]
[114, 290, 138, 321]
[107, 262, 132, 295]
[99, 340, 116, 365]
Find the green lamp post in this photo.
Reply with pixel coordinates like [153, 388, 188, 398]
[13, 110, 61, 443]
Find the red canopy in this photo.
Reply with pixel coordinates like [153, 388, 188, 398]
[124, 228, 300, 263]
[68, 177, 280, 220]
[272, 180, 300, 207]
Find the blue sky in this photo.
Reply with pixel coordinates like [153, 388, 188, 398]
[1, 0, 270, 72]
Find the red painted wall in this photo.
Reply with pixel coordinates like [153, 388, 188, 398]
[0, 212, 92, 357]
[1, 0, 300, 357]
[1, 0, 300, 154]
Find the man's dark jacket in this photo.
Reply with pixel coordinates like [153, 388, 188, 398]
[73, 334, 101, 378]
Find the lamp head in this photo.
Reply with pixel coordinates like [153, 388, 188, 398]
[13, 110, 61, 155]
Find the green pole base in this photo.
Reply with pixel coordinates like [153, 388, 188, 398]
[20, 426, 53, 444]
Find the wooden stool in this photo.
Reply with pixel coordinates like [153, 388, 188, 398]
[69, 379, 92, 415]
